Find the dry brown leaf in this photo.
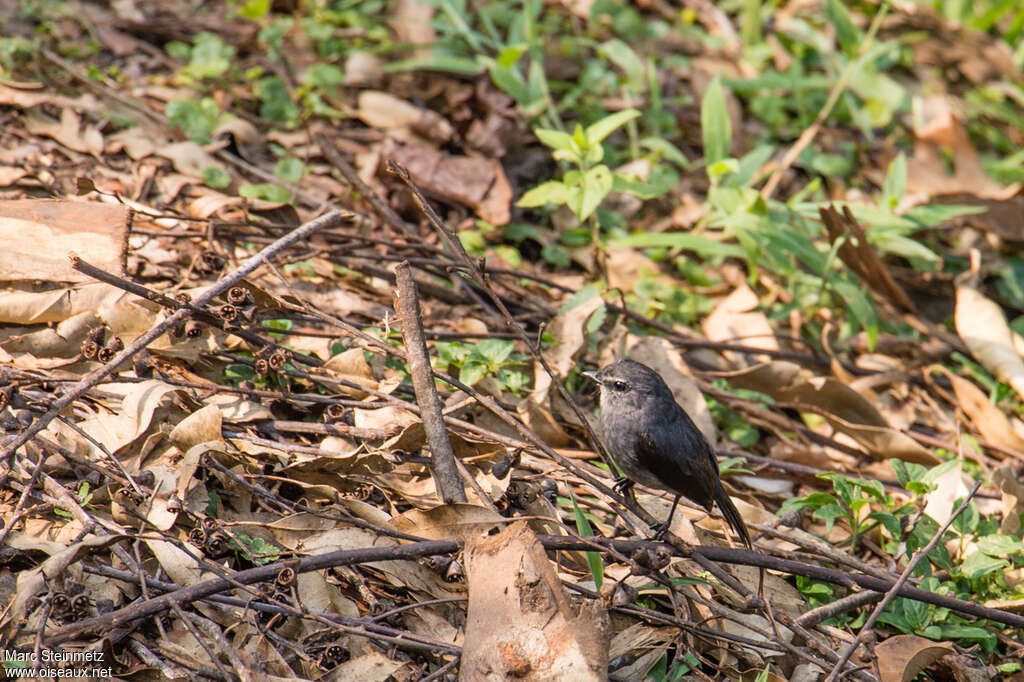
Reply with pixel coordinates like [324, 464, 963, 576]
[3, 535, 121, 634]
[906, 96, 1020, 200]
[937, 367, 1024, 454]
[992, 463, 1024, 536]
[155, 141, 222, 177]
[0, 199, 130, 283]
[820, 205, 914, 313]
[107, 125, 167, 159]
[0, 83, 100, 111]
[956, 283, 1024, 402]
[876, 635, 954, 682]
[531, 288, 603, 405]
[357, 91, 454, 142]
[77, 380, 185, 457]
[725, 361, 939, 463]
[24, 107, 104, 156]
[388, 503, 506, 541]
[381, 137, 511, 225]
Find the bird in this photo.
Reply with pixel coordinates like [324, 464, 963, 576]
[584, 360, 752, 547]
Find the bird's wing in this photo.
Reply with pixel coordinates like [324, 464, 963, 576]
[634, 411, 717, 509]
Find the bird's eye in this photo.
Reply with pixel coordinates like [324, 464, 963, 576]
[611, 380, 628, 391]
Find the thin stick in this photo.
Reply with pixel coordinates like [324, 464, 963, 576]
[393, 261, 467, 503]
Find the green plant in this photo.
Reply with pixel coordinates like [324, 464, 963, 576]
[516, 109, 645, 222]
[569, 490, 603, 589]
[166, 97, 226, 143]
[232, 532, 282, 565]
[167, 32, 236, 83]
[434, 339, 529, 394]
[783, 460, 1024, 649]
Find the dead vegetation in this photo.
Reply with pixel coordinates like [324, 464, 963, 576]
[1, 1, 1024, 680]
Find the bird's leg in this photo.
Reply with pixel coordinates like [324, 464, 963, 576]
[613, 477, 634, 496]
[652, 495, 681, 540]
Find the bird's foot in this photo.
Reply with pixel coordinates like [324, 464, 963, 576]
[613, 477, 634, 496]
[651, 519, 670, 541]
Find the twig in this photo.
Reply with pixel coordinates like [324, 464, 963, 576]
[393, 261, 467, 503]
[795, 590, 883, 628]
[823, 480, 984, 681]
[46, 538, 464, 645]
[0, 209, 350, 464]
[49, 530, 1024, 649]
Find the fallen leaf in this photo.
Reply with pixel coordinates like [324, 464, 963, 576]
[876, 634, 953, 682]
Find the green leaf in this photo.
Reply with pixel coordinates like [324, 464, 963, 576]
[534, 128, 576, 153]
[584, 109, 641, 146]
[239, 183, 293, 203]
[490, 60, 529, 104]
[202, 165, 231, 189]
[599, 39, 645, 90]
[883, 153, 907, 208]
[255, 75, 299, 126]
[503, 223, 543, 243]
[920, 459, 959, 487]
[183, 32, 234, 81]
[572, 165, 613, 220]
[237, 0, 270, 19]
[542, 243, 570, 268]
[976, 534, 1024, 555]
[560, 284, 601, 314]
[459, 359, 488, 386]
[385, 55, 484, 75]
[274, 157, 306, 182]
[569, 490, 603, 589]
[302, 63, 344, 89]
[517, 180, 570, 208]
[700, 77, 731, 168]
[166, 97, 220, 143]
[824, 0, 862, 56]
[614, 232, 745, 259]
[959, 550, 1008, 580]
[639, 137, 690, 169]
[473, 339, 515, 365]
[612, 165, 679, 199]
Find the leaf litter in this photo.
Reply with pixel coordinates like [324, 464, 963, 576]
[0, 1, 1023, 681]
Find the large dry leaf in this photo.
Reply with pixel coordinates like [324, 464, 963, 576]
[24, 107, 104, 156]
[381, 137, 512, 225]
[906, 96, 1019, 200]
[77, 380, 186, 456]
[155, 141, 223, 177]
[388, 503, 506, 541]
[820, 205, 914, 313]
[725, 361, 938, 463]
[461, 521, 608, 681]
[876, 635, 953, 682]
[357, 91, 454, 142]
[0, 199, 129, 283]
[955, 283, 1024, 402]
[0, 83, 100, 111]
[702, 283, 780, 364]
[937, 367, 1024, 454]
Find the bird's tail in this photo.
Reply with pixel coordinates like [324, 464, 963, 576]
[714, 482, 752, 548]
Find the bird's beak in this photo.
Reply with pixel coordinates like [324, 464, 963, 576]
[581, 370, 599, 383]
